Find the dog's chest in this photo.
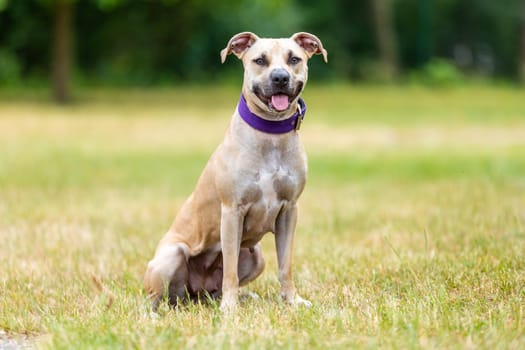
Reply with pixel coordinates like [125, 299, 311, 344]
[241, 147, 305, 239]
[257, 164, 295, 203]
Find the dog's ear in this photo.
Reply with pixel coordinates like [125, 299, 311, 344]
[221, 32, 259, 63]
[291, 32, 328, 63]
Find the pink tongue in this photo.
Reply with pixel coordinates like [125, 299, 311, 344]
[271, 94, 289, 111]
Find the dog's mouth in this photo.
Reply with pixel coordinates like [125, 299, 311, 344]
[253, 84, 303, 113]
[254, 91, 291, 112]
[269, 94, 290, 111]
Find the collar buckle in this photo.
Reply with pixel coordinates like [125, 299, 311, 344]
[295, 100, 305, 131]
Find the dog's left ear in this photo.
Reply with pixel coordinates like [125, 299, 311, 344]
[291, 32, 328, 63]
[221, 32, 260, 63]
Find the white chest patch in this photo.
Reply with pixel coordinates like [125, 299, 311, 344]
[257, 166, 285, 201]
[241, 164, 298, 241]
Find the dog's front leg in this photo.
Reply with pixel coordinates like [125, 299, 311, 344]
[220, 204, 244, 312]
[275, 203, 311, 307]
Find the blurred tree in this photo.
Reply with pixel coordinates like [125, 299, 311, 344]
[1, 0, 525, 88]
[371, 0, 399, 79]
[520, 0, 525, 82]
[297, 0, 377, 80]
[49, 0, 123, 103]
[416, 0, 433, 66]
[73, 0, 300, 83]
[26, 0, 301, 101]
[51, 0, 73, 103]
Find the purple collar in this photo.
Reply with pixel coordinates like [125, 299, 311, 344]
[237, 94, 306, 134]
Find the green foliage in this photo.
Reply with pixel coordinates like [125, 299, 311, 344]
[95, 0, 123, 11]
[0, 0, 523, 85]
[0, 0, 8, 11]
[409, 59, 464, 87]
[0, 49, 21, 84]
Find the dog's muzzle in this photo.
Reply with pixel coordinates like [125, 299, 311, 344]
[254, 69, 303, 113]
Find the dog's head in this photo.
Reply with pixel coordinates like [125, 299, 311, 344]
[221, 32, 327, 118]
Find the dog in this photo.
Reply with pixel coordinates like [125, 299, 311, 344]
[144, 32, 327, 312]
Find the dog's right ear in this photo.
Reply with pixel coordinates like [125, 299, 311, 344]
[221, 32, 259, 63]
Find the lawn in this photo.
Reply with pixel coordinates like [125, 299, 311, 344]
[1, 85, 524, 349]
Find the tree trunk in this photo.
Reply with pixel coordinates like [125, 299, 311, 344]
[51, 0, 73, 103]
[518, 1, 525, 84]
[371, 0, 399, 80]
[416, 0, 433, 67]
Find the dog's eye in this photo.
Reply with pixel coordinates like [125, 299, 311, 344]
[254, 57, 267, 66]
[289, 56, 302, 65]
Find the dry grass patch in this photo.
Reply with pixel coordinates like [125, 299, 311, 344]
[1, 85, 524, 349]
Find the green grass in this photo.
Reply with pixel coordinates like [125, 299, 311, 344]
[1, 85, 524, 349]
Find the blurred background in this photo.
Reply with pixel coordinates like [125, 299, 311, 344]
[0, 0, 524, 102]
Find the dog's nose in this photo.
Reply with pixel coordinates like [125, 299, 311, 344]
[270, 69, 290, 88]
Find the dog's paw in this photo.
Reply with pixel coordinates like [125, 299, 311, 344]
[219, 295, 239, 313]
[293, 295, 312, 308]
[148, 311, 161, 320]
[282, 292, 312, 308]
[239, 290, 261, 302]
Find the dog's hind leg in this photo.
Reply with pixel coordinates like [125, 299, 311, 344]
[144, 242, 190, 311]
[238, 244, 265, 286]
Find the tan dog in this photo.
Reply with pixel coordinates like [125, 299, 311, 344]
[144, 32, 327, 312]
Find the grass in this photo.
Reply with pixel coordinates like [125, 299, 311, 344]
[1, 84, 524, 349]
